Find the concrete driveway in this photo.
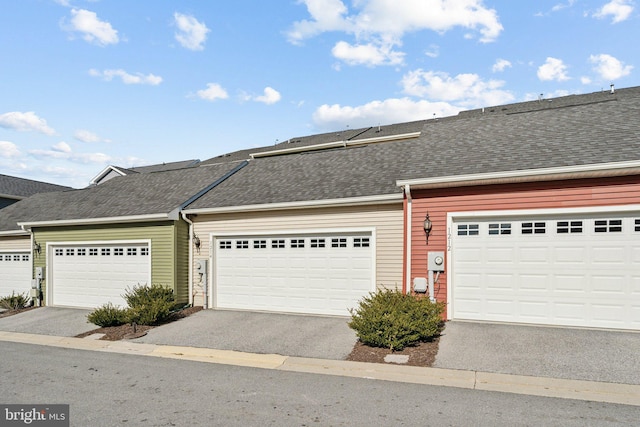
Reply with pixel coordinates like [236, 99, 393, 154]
[434, 321, 640, 385]
[0, 307, 95, 336]
[132, 309, 357, 360]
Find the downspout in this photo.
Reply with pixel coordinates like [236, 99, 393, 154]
[178, 160, 250, 309]
[404, 185, 412, 295]
[181, 212, 196, 307]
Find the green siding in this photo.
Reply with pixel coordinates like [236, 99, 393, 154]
[33, 220, 189, 305]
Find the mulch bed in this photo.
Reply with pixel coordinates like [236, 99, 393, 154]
[3, 305, 439, 367]
[75, 305, 203, 341]
[346, 337, 439, 367]
[0, 306, 38, 319]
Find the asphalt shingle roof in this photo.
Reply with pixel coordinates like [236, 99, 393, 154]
[188, 86, 640, 210]
[0, 174, 71, 198]
[0, 161, 244, 231]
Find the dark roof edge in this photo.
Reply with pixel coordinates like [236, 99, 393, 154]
[177, 160, 250, 214]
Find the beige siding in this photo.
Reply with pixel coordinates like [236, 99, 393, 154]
[191, 203, 404, 305]
[0, 235, 30, 252]
[33, 221, 189, 305]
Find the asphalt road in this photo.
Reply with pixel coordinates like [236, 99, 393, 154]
[2, 342, 639, 426]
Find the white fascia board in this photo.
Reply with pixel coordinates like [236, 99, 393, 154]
[346, 132, 421, 147]
[89, 165, 127, 185]
[250, 141, 346, 158]
[250, 132, 421, 159]
[396, 160, 640, 189]
[183, 193, 403, 215]
[0, 229, 29, 236]
[18, 213, 171, 230]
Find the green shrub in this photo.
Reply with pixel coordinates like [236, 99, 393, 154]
[0, 291, 30, 310]
[348, 289, 445, 351]
[87, 302, 128, 327]
[122, 284, 176, 325]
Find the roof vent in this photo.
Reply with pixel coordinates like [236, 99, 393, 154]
[610, 83, 615, 94]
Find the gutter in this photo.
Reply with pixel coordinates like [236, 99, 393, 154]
[0, 229, 29, 236]
[183, 193, 403, 215]
[396, 160, 640, 190]
[18, 213, 171, 230]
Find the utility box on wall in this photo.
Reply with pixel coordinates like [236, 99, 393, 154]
[427, 252, 445, 272]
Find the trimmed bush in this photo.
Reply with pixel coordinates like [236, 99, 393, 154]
[87, 302, 128, 327]
[0, 291, 30, 310]
[123, 284, 176, 325]
[348, 289, 445, 351]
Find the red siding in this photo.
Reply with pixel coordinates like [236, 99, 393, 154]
[408, 175, 640, 315]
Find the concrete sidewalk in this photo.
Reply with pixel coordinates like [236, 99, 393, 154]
[1, 330, 639, 407]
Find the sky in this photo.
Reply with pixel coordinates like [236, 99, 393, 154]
[0, 0, 637, 189]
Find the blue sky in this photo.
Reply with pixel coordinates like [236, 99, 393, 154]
[0, 0, 637, 188]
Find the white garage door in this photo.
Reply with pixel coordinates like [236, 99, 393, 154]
[451, 211, 640, 330]
[213, 232, 375, 316]
[0, 252, 31, 297]
[50, 243, 150, 308]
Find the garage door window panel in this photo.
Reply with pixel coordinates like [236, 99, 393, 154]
[595, 219, 622, 233]
[522, 222, 546, 234]
[458, 224, 479, 236]
[488, 223, 511, 235]
[557, 220, 583, 234]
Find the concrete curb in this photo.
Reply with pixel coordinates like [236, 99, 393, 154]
[1, 331, 639, 406]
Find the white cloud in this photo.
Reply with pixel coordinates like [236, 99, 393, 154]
[589, 53, 634, 80]
[287, 0, 503, 66]
[174, 12, 210, 51]
[53, 141, 72, 153]
[400, 69, 515, 107]
[196, 83, 229, 101]
[424, 44, 439, 58]
[0, 111, 56, 135]
[64, 9, 119, 46]
[254, 87, 282, 105]
[89, 69, 163, 85]
[331, 41, 405, 66]
[593, 0, 634, 23]
[551, 0, 577, 12]
[312, 97, 462, 130]
[74, 129, 111, 143]
[492, 58, 512, 72]
[537, 57, 570, 81]
[0, 141, 20, 158]
[29, 143, 112, 164]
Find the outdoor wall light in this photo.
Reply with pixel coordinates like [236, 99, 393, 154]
[193, 234, 201, 253]
[423, 213, 433, 242]
[33, 241, 41, 255]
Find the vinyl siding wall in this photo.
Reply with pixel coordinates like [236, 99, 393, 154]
[33, 221, 189, 305]
[409, 175, 640, 315]
[190, 204, 404, 306]
[0, 235, 30, 251]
